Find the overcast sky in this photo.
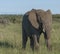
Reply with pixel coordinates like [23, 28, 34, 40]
[0, 0, 60, 14]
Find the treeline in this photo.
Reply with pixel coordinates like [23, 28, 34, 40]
[52, 14, 60, 18]
[0, 14, 60, 24]
[52, 14, 60, 22]
[0, 15, 23, 24]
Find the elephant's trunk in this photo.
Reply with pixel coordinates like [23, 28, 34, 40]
[33, 35, 39, 49]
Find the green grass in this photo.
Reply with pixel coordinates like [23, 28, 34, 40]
[0, 18, 60, 54]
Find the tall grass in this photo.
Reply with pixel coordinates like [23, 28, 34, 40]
[0, 15, 60, 54]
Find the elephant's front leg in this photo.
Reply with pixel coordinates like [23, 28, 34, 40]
[33, 35, 39, 50]
[44, 32, 52, 50]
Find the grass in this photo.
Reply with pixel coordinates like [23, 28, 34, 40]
[0, 18, 60, 54]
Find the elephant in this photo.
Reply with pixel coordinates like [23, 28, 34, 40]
[22, 9, 52, 51]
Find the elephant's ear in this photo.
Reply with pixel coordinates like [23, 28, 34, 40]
[28, 10, 39, 29]
[46, 9, 52, 22]
[46, 9, 52, 14]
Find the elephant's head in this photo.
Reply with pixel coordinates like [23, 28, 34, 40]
[28, 9, 52, 29]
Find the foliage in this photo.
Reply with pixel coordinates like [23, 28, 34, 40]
[52, 14, 60, 22]
[0, 14, 60, 54]
[52, 14, 60, 18]
[0, 15, 23, 23]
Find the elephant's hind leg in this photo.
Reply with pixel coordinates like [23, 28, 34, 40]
[30, 36, 34, 50]
[22, 28, 28, 49]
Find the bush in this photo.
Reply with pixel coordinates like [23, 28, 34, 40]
[0, 15, 23, 24]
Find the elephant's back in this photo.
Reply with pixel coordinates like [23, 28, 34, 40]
[22, 13, 31, 34]
[22, 13, 29, 28]
[22, 13, 39, 35]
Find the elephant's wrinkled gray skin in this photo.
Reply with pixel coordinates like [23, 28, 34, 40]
[22, 9, 52, 51]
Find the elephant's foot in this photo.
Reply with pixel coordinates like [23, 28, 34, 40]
[22, 46, 26, 50]
[45, 38, 52, 51]
[33, 35, 39, 50]
[34, 42, 39, 50]
[47, 45, 52, 51]
[22, 44, 26, 50]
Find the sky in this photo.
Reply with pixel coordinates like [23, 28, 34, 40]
[0, 0, 60, 14]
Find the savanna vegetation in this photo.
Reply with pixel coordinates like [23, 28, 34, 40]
[0, 14, 60, 54]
